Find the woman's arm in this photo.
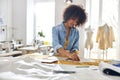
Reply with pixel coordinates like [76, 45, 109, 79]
[52, 27, 62, 53]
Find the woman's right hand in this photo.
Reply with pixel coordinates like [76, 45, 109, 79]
[68, 53, 80, 61]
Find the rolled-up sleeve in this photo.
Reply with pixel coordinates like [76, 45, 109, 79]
[52, 27, 62, 53]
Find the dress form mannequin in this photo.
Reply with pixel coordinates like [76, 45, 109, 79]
[96, 23, 115, 59]
[85, 25, 93, 58]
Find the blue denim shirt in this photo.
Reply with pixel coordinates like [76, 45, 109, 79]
[52, 22, 79, 53]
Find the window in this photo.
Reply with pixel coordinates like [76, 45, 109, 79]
[34, 0, 55, 44]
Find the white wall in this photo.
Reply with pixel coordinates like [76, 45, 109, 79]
[12, 0, 35, 45]
[55, 0, 66, 25]
[117, 0, 120, 59]
[12, 0, 27, 44]
[26, 0, 34, 45]
[0, 0, 8, 25]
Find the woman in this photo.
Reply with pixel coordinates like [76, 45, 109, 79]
[52, 5, 87, 61]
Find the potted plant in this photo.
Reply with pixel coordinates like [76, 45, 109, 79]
[37, 31, 45, 46]
[38, 31, 45, 38]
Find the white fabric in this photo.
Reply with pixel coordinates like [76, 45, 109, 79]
[0, 56, 119, 80]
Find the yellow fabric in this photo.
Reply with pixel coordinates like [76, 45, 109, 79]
[63, 39, 79, 54]
[54, 59, 112, 66]
[96, 26, 115, 50]
[55, 55, 112, 65]
[57, 60, 99, 66]
[64, 40, 68, 49]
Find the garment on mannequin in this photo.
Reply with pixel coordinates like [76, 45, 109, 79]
[96, 23, 115, 50]
[85, 25, 93, 50]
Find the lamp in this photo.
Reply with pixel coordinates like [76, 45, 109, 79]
[64, 0, 73, 4]
[0, 18, 7, 41]
[0, 18, 3, 26]
[0, 18, 4, 31]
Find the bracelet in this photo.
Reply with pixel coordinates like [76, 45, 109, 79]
[74, 50, 79, 54]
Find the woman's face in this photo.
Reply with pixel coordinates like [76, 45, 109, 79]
[67, 18, 78, 27]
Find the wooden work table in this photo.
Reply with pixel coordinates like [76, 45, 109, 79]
[17, 46, 38, 54]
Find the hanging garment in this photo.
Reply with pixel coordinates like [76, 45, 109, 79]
[96, 25, 115, 50]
